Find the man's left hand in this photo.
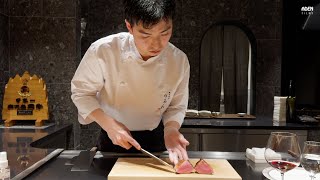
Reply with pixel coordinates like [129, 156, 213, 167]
[164, 126, 189, 165]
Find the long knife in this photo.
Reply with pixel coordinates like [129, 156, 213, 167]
[140, 148, 174, 169]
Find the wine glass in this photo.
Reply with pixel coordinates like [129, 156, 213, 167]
[264, 132, 301, 180]
[301, 141, 320, 180]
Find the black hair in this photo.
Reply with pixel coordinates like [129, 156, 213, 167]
[123, 0, 175, 28]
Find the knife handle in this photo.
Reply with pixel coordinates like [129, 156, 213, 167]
[90, 147, 97, 152]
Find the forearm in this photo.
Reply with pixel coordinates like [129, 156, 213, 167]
[89, 108, 140, 150]
[87, 108, 114, 128]
[164, 121, 180, 129]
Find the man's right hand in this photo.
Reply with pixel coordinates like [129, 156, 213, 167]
[88, 109, 141, 150]
[103, 118, 141, 150]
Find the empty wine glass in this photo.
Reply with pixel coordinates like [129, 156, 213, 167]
[265, 132, 301, 180]
[301, 141, 320, 180]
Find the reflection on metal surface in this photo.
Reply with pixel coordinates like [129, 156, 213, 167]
[0, 124, 71, 180]
[17, 155, 30, 167]
[2, 130, 48, 173]
[13, 149, 64, 180]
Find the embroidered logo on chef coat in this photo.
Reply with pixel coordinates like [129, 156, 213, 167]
[119, 81, 126, 86]
[160, 91, 171, 110]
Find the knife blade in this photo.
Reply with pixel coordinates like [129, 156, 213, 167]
[140, 148, 173, 169]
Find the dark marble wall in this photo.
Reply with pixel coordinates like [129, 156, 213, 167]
[0, 0, 81, 149]
[0, 0, 9, 124]
[0, 0, 291, 149]
[77, 0, 283, 148]
[81, 0, 282, 114]
[0, 0, 319, 150]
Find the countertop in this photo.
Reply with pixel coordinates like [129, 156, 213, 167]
[1, 117, 319, 179]
[0, 123, 72, 180]
[24, 151, 271, 180]
[182, 116, 320, 130]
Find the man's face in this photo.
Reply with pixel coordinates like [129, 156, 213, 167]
[126, 19, 173, 60]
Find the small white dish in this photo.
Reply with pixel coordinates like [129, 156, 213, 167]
[211, 111, 220, 116]
[186, 109, 198, 113]
[199, 110, 211, 113]
[185, 109, 199, 117]
[237, 112, 246, 117]
[262, 167, 320, 180]
[198, 110, 212, 118]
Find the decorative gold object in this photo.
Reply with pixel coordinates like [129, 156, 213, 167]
[2, 71, 49, 126]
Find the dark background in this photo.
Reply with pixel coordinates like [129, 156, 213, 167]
[0, 0, 294, 149]
[282, 0, 320, 109]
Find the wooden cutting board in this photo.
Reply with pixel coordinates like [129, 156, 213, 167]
[108, 158, 242, 180]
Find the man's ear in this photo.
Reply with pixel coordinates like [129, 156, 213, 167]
[125, 20, 133, 34]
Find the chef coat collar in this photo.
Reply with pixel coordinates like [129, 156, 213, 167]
[121, 34, 167, 65]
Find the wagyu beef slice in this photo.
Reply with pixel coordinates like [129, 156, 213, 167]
[174, 160, 194, 174]
[194, 159, 214, 174]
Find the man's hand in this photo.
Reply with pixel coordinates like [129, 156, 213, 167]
[89, 109, 141, 150]
[103, 118, 141, 150]
[164, 125, 189, 165]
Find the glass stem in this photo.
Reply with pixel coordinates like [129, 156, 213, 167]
[310, 175, 315, 180]
[281, 172, 284, 180]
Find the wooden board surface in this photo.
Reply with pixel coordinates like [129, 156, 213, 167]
[108, 158, 242, 180]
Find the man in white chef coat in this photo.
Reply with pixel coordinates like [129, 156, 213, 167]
[71, 0, 190, 165]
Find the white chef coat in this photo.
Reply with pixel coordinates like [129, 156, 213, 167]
[71, 32, 190, 131]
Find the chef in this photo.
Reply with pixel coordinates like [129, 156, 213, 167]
[71, 0, 190, 165]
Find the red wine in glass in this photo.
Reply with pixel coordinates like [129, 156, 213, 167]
[264, 132, 301, 180]
[269, 160, 298, 173]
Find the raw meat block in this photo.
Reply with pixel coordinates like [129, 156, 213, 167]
[174, 160, 194, 174]
[194, 159, 214, 174]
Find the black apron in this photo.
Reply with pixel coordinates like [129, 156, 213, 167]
[97, 123, 166, 153]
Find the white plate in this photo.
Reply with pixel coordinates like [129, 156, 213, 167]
[262, 167, 320, 180]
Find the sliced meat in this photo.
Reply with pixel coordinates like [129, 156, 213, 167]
[174, 160, 194, 174]
[194, 159, 214, 174]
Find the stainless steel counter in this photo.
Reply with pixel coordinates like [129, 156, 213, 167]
[24, 150, 270, 180]
[181, 117, 320, 152]
[181, 128, 308, 151]
[182, 117, 320, 129]
[2, 117, 319, 179]
[0, 124, 72, 180]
